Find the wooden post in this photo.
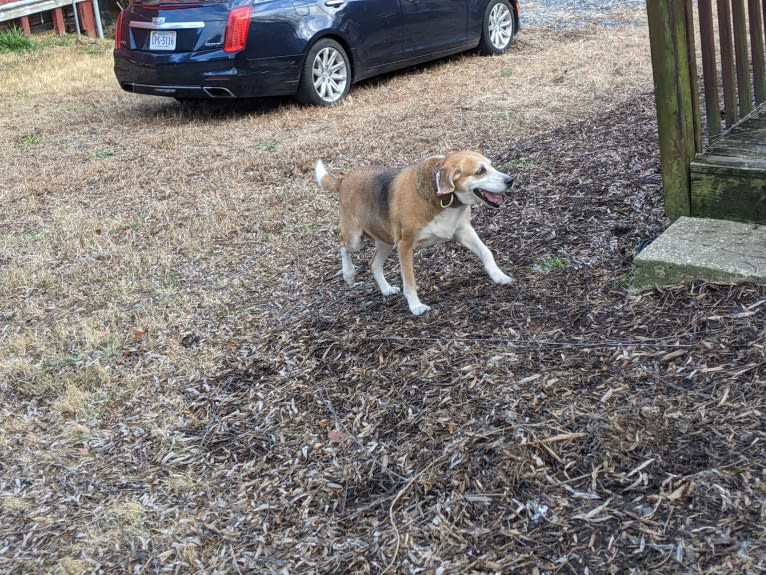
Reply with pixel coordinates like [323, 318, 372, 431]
[685, 0, 702, 151]
[750, 0, 766, 104]
[76, 0, 97, 37]
[732, 0, 753, 116]
[52, 7, 66, 35]
[719, 0, 738, 127]
[699, 0, 721, 141]
[646, 0, 699, 220]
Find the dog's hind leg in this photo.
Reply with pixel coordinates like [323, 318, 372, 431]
[340, 221, 365, 286]
[340, 246, 356, 286]
[370, 240, 400, 296]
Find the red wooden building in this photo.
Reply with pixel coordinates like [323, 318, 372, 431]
[0, 0, 101, 38]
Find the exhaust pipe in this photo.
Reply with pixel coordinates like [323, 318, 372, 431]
[203, 87, 236, 98]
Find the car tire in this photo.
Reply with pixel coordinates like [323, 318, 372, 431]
[296, 38, 351, 106]
[479, 0, 515, 55]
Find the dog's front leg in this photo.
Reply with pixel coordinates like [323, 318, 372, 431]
[371, 240, 400, 296]
[397, 235, 430, 316]
[455, 226, 513, 285]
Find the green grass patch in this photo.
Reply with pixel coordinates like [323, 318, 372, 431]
[16, 133, 45, 148]
[531, 254, 567, 273]
[255, 140, 280, 152]
[1, 229, 44, 248]
[37, 35, 77, 50]
[0, 30, 107, 56]
[0, 28, 34, 53]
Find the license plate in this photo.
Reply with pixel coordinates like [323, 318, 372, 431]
[150, 30, 176, 51]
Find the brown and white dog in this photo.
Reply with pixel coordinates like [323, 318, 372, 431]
[315, 150, 514, 316]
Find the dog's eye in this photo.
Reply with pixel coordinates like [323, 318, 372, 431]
[476, 166, 486, 176]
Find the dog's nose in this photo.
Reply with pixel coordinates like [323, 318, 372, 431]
[505, 176, 514, 190]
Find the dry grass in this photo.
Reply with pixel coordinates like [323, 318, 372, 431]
[1, 15, 764, 574]
[0, 23, 654, 403]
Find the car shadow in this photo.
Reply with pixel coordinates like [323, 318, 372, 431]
[125, 50, 479, 121]
[128, 95, 294, 122]
[353, 50, 473, 92]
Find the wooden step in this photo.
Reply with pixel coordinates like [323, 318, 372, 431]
[690, 106, 766, 224]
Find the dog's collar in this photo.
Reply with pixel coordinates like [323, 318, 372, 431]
[432, 168, 462, 209]
[440, 194, 461, 209]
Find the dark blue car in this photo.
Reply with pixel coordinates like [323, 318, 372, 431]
[114, 0, 520, 105]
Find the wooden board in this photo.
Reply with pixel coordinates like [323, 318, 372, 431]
[691, 172, 766, 223]
[691, 105, 766, 223]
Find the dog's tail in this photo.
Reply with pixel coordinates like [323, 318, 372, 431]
[315, 160, 340, 194]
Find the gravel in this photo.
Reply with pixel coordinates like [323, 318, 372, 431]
[522, 0, 648, 29]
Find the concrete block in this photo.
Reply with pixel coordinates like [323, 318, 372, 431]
[632, 216, 766, 291]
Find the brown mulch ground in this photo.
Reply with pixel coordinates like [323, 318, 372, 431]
[3, 90, 764, 574]
[176, 94, 765, 572]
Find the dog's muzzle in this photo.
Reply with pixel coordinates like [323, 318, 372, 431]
[473, 176, 514, 209]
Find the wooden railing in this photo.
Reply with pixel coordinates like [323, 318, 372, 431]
[647, 0, 766, 220]
[0, 0, 102, 38]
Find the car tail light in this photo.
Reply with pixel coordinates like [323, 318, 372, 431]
[114, 10, 124, 49]
[224, 6, 251, 53]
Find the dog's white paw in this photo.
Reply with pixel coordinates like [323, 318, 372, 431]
[492, 272, 514, 285]
[381, 285, 401, 296]
[410, 303, 431, 316]
[343, 272, 356, 287]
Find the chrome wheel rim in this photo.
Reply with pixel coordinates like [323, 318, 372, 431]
[488, 3, 513, 50]
[312, 46, 348, 104]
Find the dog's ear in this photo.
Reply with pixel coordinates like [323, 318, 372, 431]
[436, 163, 460, 196]
[417, 156, 445, 200]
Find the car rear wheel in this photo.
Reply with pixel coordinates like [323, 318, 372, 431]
[297, 38, 351, 106]
[479, 0, 515, 55]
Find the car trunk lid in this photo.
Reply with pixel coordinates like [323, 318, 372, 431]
[125, 0, 245, 53]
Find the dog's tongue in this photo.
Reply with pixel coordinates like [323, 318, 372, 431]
[481, 190, 504, 207]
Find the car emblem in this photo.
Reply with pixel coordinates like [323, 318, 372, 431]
[152, 17, 165, 24]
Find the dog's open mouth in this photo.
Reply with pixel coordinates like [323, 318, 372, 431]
[473, 188, 504, 208]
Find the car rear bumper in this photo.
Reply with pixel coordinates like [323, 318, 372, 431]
[118, 82, 241, 98]
[114, 50, 302, 99]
